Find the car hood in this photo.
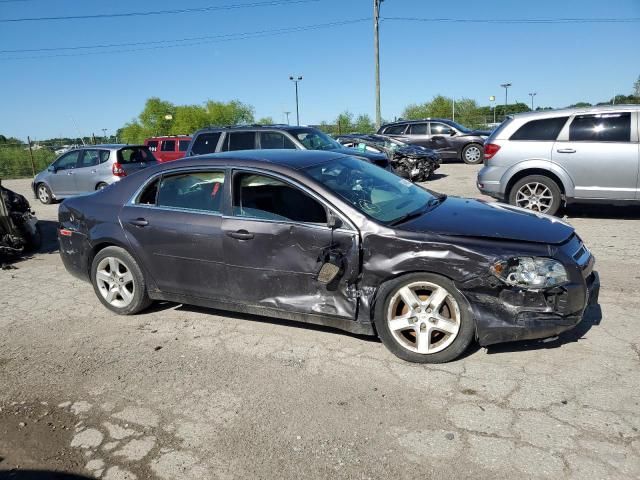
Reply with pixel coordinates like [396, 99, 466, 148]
[398, 197, 574, 244]
[333, 146, 387, 161]
[465, 129, 492, 137]
[395, 145, 439, 158]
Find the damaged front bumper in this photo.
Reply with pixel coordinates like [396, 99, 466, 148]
[468, 269, 600, 346]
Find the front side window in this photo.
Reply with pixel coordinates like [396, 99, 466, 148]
[54, 151, 80, 170]
[304, 156, 438, 224]
[161, 140, 176, 152]
[190, 133, 221, 155]
[430, 123, 454, 135]
[155, 171, 225, 213]
[223, 132, 256, 151]
[260, 132, 297, 149]
[179, 140, 190, 151]
[232, 172, 327, 224]
[510, 116, 569, 141]
[78, 150, 99, 168]
[408, 123, 428, 135]
[383, 124, 407, 135]
[569, 113, 631, 142]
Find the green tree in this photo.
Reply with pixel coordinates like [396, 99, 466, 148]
[257, 116, 275, 125]
[171, 105, 209, 135]
[634, 75, 640, 98]
[138, 97, 176, 136]
[204, 100, 254, 126]
[335, 111, 354, 134]
[353, 114, 375, 134]
[119, 121, 148, 144]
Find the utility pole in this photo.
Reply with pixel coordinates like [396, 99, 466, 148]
[500, 83, 512, 118]
[289, 75, 303, 125]
[374, 0, 383, 130]
[452, 96, 455, 122]
[27, 136, 36, 177]
[101, 128, 108, 142]
[528, 92, 537, 110]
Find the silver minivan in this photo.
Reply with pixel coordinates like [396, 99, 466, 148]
[32, 144, 158, 204]
[477, 105, 640, 215]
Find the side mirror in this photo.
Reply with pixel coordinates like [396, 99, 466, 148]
[449, 130, 456, 136]
[48, 165, 57, 173]
[327, 212, 343, 230]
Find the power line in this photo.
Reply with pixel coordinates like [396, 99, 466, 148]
[382, 16, 640, 24]
[0, 19, 369, 60]
[0, 0, 321, 23]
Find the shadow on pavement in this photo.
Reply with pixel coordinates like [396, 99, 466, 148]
[0, 471, 92, 480]
[563, 203, 640, 220]
[1, 220, 59, 269]
[486, 303, 602, 355]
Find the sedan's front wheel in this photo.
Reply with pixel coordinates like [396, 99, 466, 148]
[461, 143, 483, 165]
[374, 273, 474, 363]
[91, 246, 152, 315]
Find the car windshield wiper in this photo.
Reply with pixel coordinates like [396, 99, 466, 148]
[387, 196, 447, 227]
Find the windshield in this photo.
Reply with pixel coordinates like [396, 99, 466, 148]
[304, 156, 438, 224]
[447, 121, 472, 133]
[288, 128, 342, 151]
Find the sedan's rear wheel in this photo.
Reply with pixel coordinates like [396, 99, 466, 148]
[374, 273, 474, 363]
[508, 175, 562, 216]
[91, 246, 151, 315]
[37, 183, 53, 205]
[461, 143, 483, 165]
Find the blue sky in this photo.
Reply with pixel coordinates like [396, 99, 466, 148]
[1, 0, 639, 140]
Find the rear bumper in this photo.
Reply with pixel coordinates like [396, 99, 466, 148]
[470, 271, 600, 346]
[476, 165, 507, 199]
[58, 229, 91, 282]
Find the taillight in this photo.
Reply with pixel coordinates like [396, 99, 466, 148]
[112, 162, 126, 177]
[484, 143, 501, 162]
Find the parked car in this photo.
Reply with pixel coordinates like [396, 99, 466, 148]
[335, 134, 440, 182]
[185, 124, 391, 170]
[477, 105, 640, 216]
[58, 150, 599, 363]
[144, 136, 192, 163]
[32, 145, 158, 204]
[1, 179, 40, 256]
[378, 119, 491, 164]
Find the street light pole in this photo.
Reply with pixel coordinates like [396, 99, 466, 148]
[489, 96, 496, 124]
[289, 75, 303, 126]
[284, 111, 291, 125]
[528, 92, 537, 110]
[374, 0, 382, 130]
[500, 83, 512, 118]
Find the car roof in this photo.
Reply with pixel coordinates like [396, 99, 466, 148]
[381, 118, 454, 127]
[509, 104, 640, 121]
[90, 144, 147, 149]
[192, 124, 317, 134]
[172, 149, 348, 170]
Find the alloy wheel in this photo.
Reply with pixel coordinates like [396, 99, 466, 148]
[515, 182, 554, 213]
[38, 185, 50, 203]
[464, 145, 482, 163]
[386, 281, 461, 354]
[95, 256, 135, 308]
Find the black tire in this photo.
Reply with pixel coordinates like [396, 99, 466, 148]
[461, 143, 483, 165]
[373, 272, 475, 363]
[96, 182, 109, 191]
[90, 246, 152, 315]
[36, 183, 53, 205]
[508, 174, 562, 216]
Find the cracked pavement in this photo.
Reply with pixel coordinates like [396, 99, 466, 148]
[1, 163, 639, 479]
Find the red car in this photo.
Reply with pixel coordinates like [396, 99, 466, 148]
[144, 136, 192, 163]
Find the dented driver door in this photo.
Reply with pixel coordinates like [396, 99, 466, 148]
[221, 170, 360, 320]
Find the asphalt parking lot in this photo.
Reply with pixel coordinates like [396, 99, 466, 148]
[1, 163, 639, 480]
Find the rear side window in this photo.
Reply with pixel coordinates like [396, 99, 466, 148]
[510, 116, 569, 141]
[161, 140, 176, 152]
[260, 132, 296, 149]
[179, 140, 190, 151]
[232, 172, 326, 223]
[569, 113, 631, 142]
[383, 124, 407, 135]
[190, 132, 221, 155]
[118, 147, 156, 163]
[156, 171, 225, 213]
[147, 141, 158, 152]
[408, 123, 428, 135]
[79, 150, 99, 168]
[99, 151, 111, 163]
[223, 132, 256, 151]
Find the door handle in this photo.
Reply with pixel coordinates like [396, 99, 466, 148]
[556, 148, 576, 154]
[91, 170, 97, 173]
[128, 218, 149, 227]
[227, 229, 254, 240]
[67, 171, 74, 175]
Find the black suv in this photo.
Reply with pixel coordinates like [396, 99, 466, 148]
[378, 119, 491, 164]
[185, 125, 391, 169]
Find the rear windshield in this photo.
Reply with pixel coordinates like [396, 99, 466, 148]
[118, 147, 157, 164]
[486, 117, 513, 142]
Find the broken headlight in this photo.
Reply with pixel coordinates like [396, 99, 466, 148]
[491, 257, 568, 289]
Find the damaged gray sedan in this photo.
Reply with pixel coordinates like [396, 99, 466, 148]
[58, 150, 599, 363]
